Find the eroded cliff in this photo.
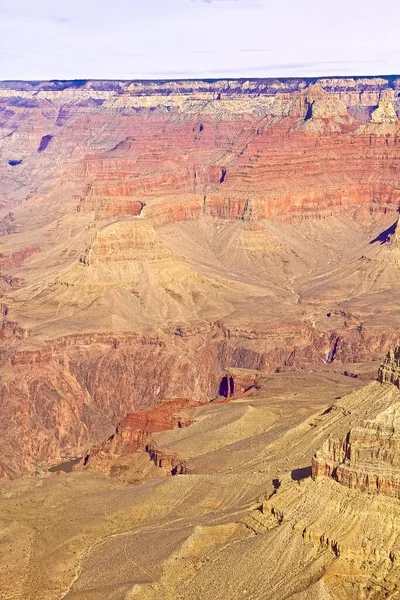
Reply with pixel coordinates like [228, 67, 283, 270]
[1, 76, 400, 476]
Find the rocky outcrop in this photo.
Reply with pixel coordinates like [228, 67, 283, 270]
[371, 99, 398, 124]
[89, 398, 199, 455]
[313, 416, 400, 496]
[378, 346, 400, 386]
[313, 348, 400, 498]
[83, 398, 200, 477]
[218, 367, 260, 398]
[145, 441, 189, 475]
[87, 220, 171, 265]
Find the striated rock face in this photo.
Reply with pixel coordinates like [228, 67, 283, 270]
[378, 345, 400, 386]
[313, 347, 400, 498]
[2, 75, 400, 477]
[87, 219, 171, 265]
[82, 398, 200, 478]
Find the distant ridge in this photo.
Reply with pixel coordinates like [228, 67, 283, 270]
[0, 74, 399, 94]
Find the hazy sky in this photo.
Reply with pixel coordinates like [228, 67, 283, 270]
[0, 0, 399, 80]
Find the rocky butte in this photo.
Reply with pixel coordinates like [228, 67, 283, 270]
[1, 76, 400, 480]
[312, 347, 400, 498]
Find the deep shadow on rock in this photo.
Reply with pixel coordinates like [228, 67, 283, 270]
[291, 466, 312, 481]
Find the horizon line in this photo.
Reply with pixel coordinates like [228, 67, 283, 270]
[0, 73, 400, 85]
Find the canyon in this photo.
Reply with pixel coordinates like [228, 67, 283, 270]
[1, 75, 400, 598]
[1, 76, 400, 477]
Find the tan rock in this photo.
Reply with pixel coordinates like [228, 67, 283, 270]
[313, 347, 400, 499]
[371, 99, 398, 123]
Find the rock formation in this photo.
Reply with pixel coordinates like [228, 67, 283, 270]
[83, 397, 201, 479]
[313, 346, 400, 498]
[312, 405, 400, 498]
[2, 75, 400, 476]
[218, 367, 260, 398]
[378, 345, 400, 386]
[371, 99, 399, 123]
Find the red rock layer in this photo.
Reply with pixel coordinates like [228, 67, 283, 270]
[100, 398, 200, 454]
[82, 398, 201, 475]
[66, 90, 400, 224]
[206, 133, 400, 221]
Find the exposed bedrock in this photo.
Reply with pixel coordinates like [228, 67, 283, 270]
[1, 76, 400, 480]
[378, 346, 400, 386]
[82, 398, 200, 477]
[0, 332, 221, 478]
[313, 347, 400, 499]
[1, 322, 399, 479]
[29, 80, 398, 227]
[218, 367, 260, 398]
[146, 441, 189, 475]
[76, 131, 400, 224]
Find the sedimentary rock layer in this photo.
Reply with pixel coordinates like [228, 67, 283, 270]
[1, 75, 400, 476]
[313, 347, 400, 498]
[378, 345, 400, 386]
[82, 398, 201, 477]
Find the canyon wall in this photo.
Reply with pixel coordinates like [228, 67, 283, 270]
[1, 76, 400, 476]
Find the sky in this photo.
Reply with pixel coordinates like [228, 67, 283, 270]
[0, 0, 399, 80]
